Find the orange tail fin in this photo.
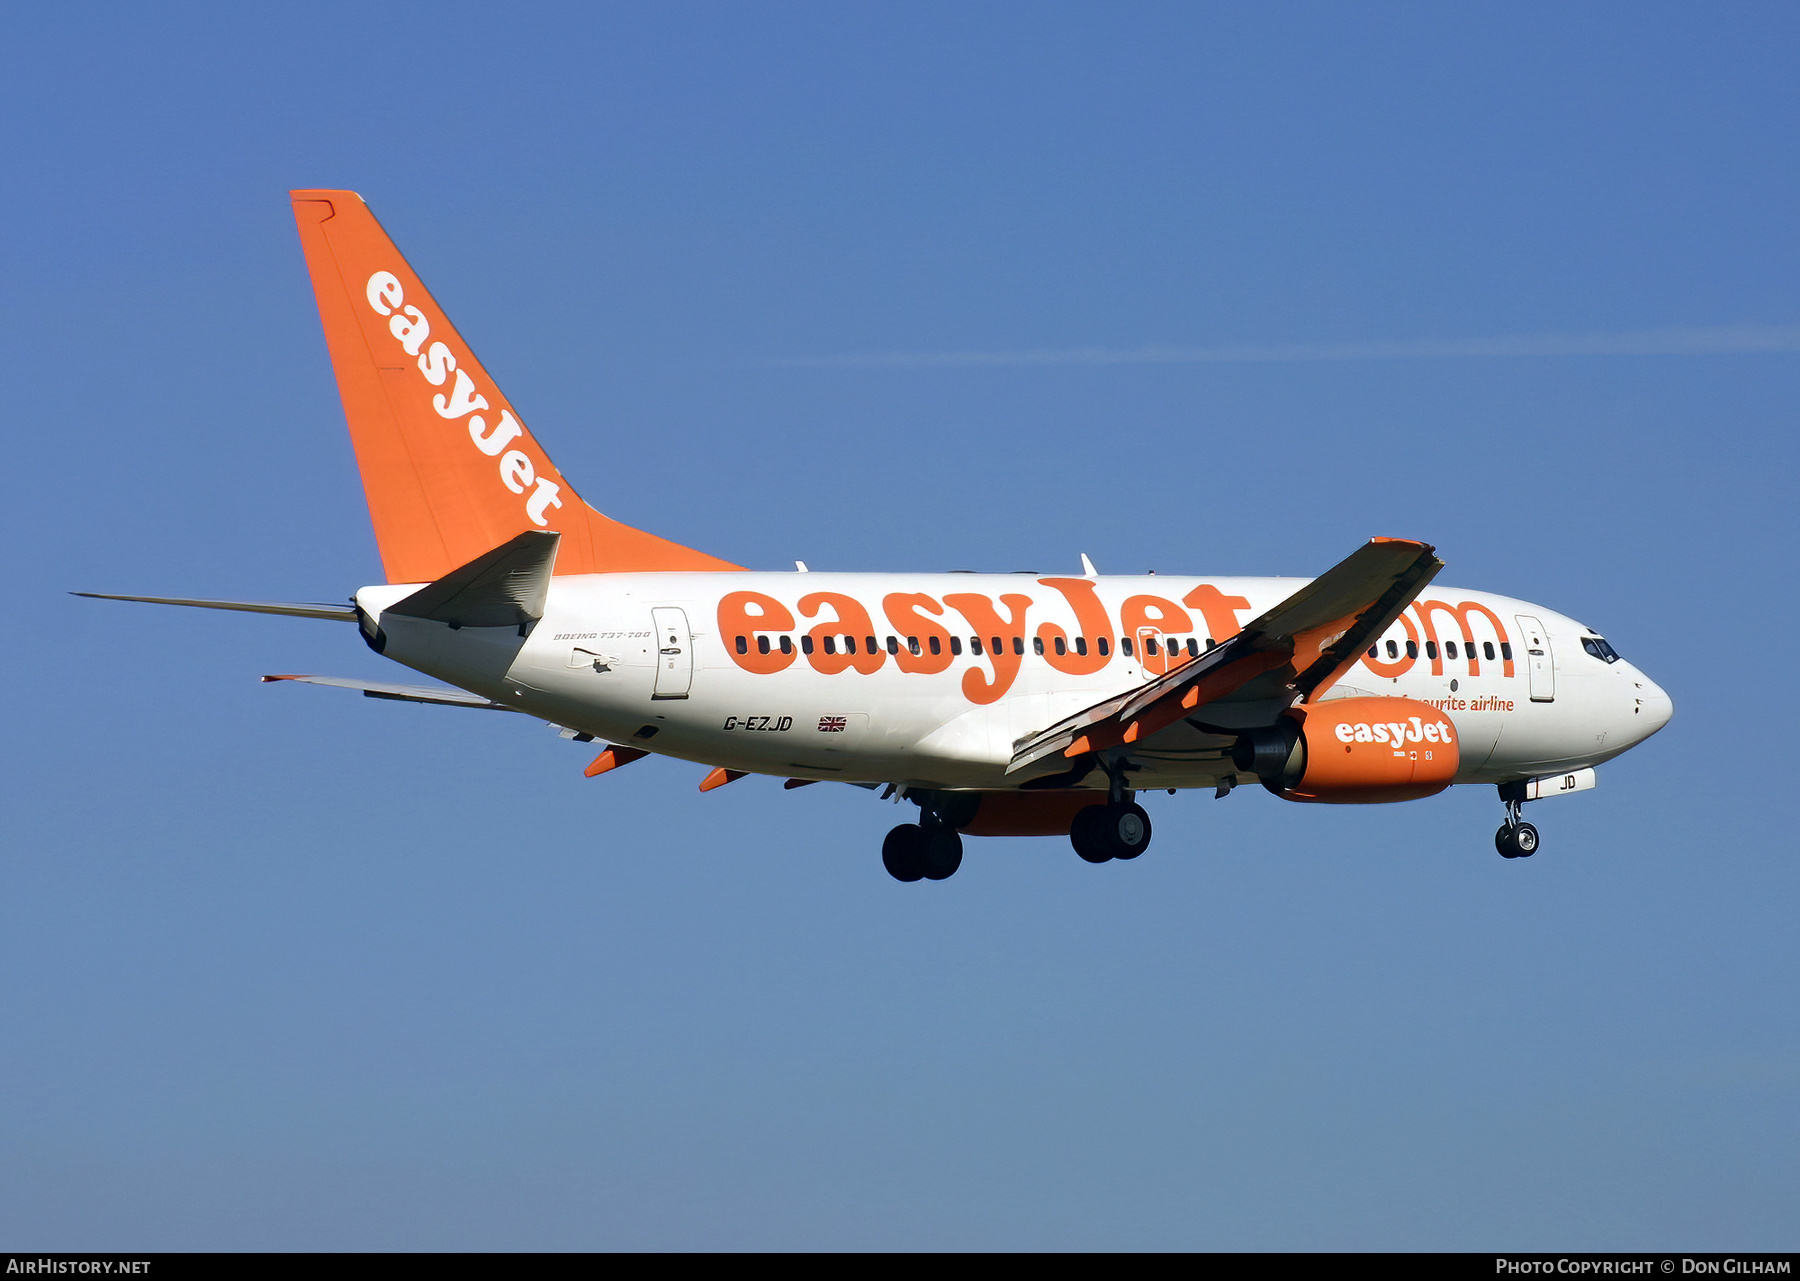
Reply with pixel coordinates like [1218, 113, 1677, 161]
[290, 190, 740, 583]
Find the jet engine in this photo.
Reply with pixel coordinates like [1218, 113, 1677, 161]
[1230, 696, 1460, 804]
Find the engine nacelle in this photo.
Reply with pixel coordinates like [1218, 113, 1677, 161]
[1231, 697, 1459, 804]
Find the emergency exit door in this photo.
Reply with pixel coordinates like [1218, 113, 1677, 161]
[651, 607, 692, 700]
[1514, 614, 1555, 703]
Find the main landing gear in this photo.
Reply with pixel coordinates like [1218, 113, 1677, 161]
[1070, 801, 1153, 863]
[1494, 784, 1540, 859]
[882, 816, 964, 882]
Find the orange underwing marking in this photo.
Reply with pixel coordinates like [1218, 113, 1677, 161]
[1123, 721, 1141, 743]
[584, 745, 649, 777]
[700, 767, 747, 792]
[1181, 686, 1200, 708]
[1065, 735, 1093, 758]
[783, 778, 817, 790]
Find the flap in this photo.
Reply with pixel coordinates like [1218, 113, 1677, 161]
[1006, 537, 1442, 774]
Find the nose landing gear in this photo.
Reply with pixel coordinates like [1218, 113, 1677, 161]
[1494, 786, 1540, 859]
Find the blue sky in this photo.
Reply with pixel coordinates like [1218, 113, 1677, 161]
[2, 2, 1795, 1249]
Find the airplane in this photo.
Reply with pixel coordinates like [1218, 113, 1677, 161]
[78, 190, 1675, 881]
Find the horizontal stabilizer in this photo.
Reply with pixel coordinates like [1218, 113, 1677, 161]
[261, 673, 515, 710]
[73, 593, 357, 621]
[386, 529, 558, 630]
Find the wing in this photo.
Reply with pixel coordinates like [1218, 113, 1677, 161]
[1006, 537, 1443, 774]
[260, 674, 517, 710]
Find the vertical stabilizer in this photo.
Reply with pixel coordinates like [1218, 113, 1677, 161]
[290, 190, 740, 583]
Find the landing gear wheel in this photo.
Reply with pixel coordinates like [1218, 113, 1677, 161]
[1071, 802, 1153, 862]
[919, 825, 964, 880]
[1494, 822, 1540, 859]
[1071, 806, 1112, 863]
[1108, 803, 1152, 859]
[883, 824, 927, 882]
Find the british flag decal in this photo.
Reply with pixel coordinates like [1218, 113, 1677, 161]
[818, 716, 848, 732]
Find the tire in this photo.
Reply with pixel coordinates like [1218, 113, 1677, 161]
[1513, 822, 1539, 857]
[919, 826, 964, 880]
[1106, 802, 1152, 860]
[1071, 805, 1113, 863]
[1495, 824, 1521, 858]
[882, 824, 927, 882]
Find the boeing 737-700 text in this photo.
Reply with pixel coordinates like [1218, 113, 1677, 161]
[78, 191, 1674, 881]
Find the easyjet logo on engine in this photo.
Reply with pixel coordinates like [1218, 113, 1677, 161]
[364, 271, 564, 527]
[1333, 716, 1455, 746]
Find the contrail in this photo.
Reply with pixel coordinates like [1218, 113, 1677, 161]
[768, 324, 1800, 369]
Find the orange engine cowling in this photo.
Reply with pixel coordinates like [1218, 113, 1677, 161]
[1230, 697, 1459, 804]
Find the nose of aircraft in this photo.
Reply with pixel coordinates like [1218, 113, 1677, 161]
[1633, 673, 1674, 741]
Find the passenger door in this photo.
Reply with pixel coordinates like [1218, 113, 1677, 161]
[651, 606, 693, 700]
[1514, 614, 1554, 703]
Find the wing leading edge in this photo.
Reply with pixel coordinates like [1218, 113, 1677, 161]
[1006, 537, 1443, 774]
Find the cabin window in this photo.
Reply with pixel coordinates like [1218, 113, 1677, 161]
[822, 636, 836, 655]
[778, 635, 792, 655]
[1367, 646, 1378, 659]
[1097, 637, 1109, 656]
[1425, 641, 1439, 660]
[990, 636, 1002, 654]
[1122, 637, 1134, 656]
[1187, 638, 1200, 657]
[735, 635, 748, 655]
[1205, 637, 1215, 649]
[908, 636, 922, 656]
[971, 637, 983, 655]
[886, 636, 899, 655]
[801, 635, 814, 655]
[949, 636, 962, 655]
[1053, 637, 1067, 656]
[926, 636, 939, 656]
[1033, 637, 1045, 656]
[1074, 636, 1087, 656]
[1386, 640, 1398, 659]
[1500, 642, 1513, 661]
[1446, 641, 1458, 659]
[757, 636, 771, 655]
[1484, 641, 1496, 660]
[1014, 637, 1026, 655]
[1405, 640, 1418, 659]
[865, 636, 877, 654]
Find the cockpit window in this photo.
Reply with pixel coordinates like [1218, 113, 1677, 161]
[1581, 635, 1621, 664]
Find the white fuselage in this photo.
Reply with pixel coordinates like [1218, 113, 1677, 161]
[357, 571, 1673, 793]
